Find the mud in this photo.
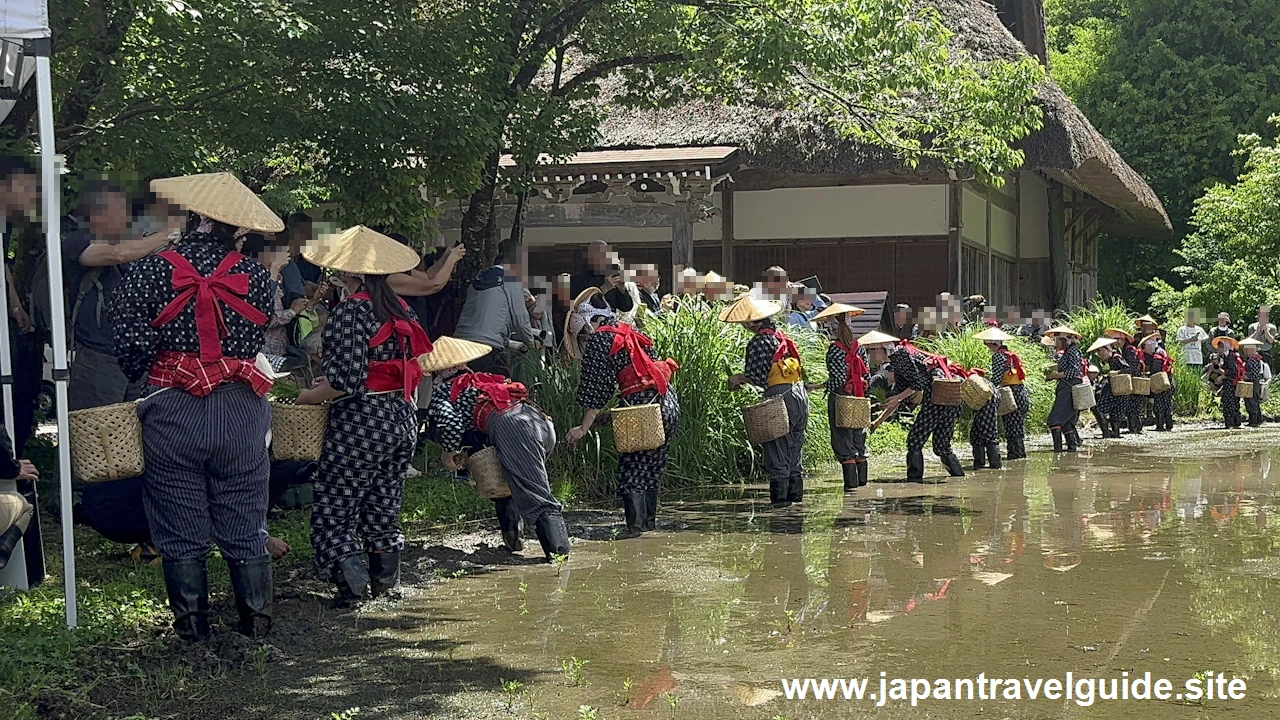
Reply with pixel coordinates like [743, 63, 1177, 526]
[148, 428, 1280, 718]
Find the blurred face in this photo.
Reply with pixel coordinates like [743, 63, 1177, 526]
[3, 171, 37, 214]
[984, 341, 1001, 353]
[794, 294, 814, 311]
[1186, 311, 1196, 325]
[894, 310, 909, 325]
[1218, 313, 1230, 326]
[868, 346, 889, 365]
[764, 272, 788, 295]
[1260, 307, 1270, 322]
[587, 242, 610, 271]
[88, 191, 130, 240]
[637, 270, 659, 293]
[335, 272, 362, 293]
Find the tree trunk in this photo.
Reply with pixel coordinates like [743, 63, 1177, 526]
[459, 151, 503, 282]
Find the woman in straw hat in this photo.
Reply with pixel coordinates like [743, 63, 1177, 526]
[814, 303, 871, 490]
[1140, 331, 1176, 431]
[861, 330, 967, 481]
[1240, 337, 1266, 427]
[1088, 337, 1126, 438]
[723, 295, 809, 506]
[423, 337, 569, 561]
[1211, 336, 1245, 428]
[293, 226, 432, 605]
[565, 306, 681, 534]
[1105, 328, 1143, 435]
[110, 172, 283, 641]
[1043, 327, 1086, 452]
[972, 327, 1018, 467]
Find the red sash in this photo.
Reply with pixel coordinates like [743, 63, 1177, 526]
[1155, 350, 1173, 375]
[346, 292, 433, 401]
[150, 250, 268, 363]
[148, 350, 272, 398]
[1229, 352, 1245, 385]
[761, 328, 801, 364]
[902, 340, 968, 379]
[597, 324, 678, 396]
[997, 348, 1026, 382]
[834, 339, 868, 397]
[449, 371, 528, 432]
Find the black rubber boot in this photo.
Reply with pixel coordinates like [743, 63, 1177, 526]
[986, 443, 1003, 469]
[906, 450, 925, 481]
[621, 491, 645, 536]
[534, 514, 571, 562]
[1006, 438, 1022, 460]
[842, 463, 858, 491]
[644, 487, 659, 531]
[787, 474, 804, 503]
[942, 452, 966, 478]
[1051, 429, 1064, 452]
[971, 445, 987, 470]
[162, 556, 210, 642]
[331, 554, 371, 607]
[1065, 428, 1080, 452]
[0, 524, 22, 570]
[1113, 419, 1124, 438]
[857, 461, 869, 487]
[227, 555, 273, 638]
[1129, 411, 1143, 434]
[368, 551, 401, 598]
[494, 498, 524, 552]
[769, 477, 789, 507]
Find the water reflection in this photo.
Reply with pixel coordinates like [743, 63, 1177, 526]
[383, 442, 1280, 717]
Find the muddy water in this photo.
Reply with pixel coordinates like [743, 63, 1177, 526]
[385, 439, 1280, 718]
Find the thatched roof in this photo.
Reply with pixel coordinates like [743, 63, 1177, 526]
[593, 0, 1171, 236]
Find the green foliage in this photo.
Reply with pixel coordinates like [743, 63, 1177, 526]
[1061, 299, 1137, 344]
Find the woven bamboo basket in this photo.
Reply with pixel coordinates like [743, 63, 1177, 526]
[931, 378, 964, 407]
[910, 390, 924, 405]
[1072, 383, 1097, 411]
[833, 395, 871, 429]
[1237, 381, 1255, 399]
[960, 375, 994, 410]
[270, 402, 329, 462]
[1149, 371, 1171, 394]
[997, 386, 1017, 416]
[1110, 373, 1133, 396]
[468, 447, 511, 499]
[68, 402, 145, 482]
[1132, 376, 1151, 396]
[612, 403, 664, 454]
[743, 395, 790, 444]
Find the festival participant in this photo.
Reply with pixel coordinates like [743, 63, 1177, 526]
[1212, 336, 1244, 429]
[1086, 363, 1108, 435]
[863, 331, 966, 481]
[1142, 332, 1176, 431]
[1043, 326, 1085, 452]
[110, 173, 281, 641]
[723, 296, 809, 506]
[423, 336, 569, 560]
[1105, 328, 1143, 435]
[1089, 337, 1125, 438]
[1241, 338, 1266, 427]
[976, 327, 1026, 462]
[565, 306, 681, 533]
[294, 226, 430, 605]
[813, 303, 870, 489]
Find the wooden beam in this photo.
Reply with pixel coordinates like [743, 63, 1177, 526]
[948, 179, 963, 295]
[986, 190, 993, 303]
[721, 182, 735, 276]
[436, 202, 674, 230]
[1048, 182, 1068, 310]
[671, 200, 693, 288]
[1013, 173, 1022, 307]
[732, 168, 949, 191]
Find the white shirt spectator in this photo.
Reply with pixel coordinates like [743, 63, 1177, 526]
[1175, 323, 1210, 365]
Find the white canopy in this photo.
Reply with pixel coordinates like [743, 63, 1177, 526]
[0, 0, 50, 39]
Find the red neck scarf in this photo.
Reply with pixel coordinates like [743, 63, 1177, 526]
[760, 327, 800, 364]
[902, 340, 967, 379]
[346, 292, 433, 400]
[997, 347, 1025, 381]
[597, 324, 672, 395]
[834, 339, 868, 396]
[151, 250, 268, 362]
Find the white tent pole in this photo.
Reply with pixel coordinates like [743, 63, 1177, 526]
[0, 228, 15, 446]
[35, 51, 74, 628]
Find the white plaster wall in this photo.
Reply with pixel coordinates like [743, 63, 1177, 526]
[733, 184, 948, 240]
[992, 206, 1016, 257]
[1020, 171, 1050, 259]
[962, 186, 987, 246]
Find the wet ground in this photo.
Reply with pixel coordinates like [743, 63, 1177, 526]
[188, 428, 1280, 719]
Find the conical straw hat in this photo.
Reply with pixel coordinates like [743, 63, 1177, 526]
[973, 327, 1013, 343]
[1103, 327, 1133, 342]
[1041, 334, 1057, 347]
[857, 330, 899, 347]
[1212, 336, 1240, 351]
[1087, 337, 1117, 353]
[301, 225, 420, 275]
[812, 302, 866, 322]
[417, 336, 492, 373]
[1139, 332, 1163, 347]
[150, 172, 284, 233]
[1135, 314, 1160, 327]
[1240, 337, 1265, 347]
[718, 296, 780, 323]
[1045, 325, 1082, 338]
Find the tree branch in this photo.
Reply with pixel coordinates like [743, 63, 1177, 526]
[509, 0, 610, 93]
[60, 80, 255, 149]
[552, 52, 688, 97]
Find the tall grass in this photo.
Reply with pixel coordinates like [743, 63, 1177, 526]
[1063, 298, 1137, 343]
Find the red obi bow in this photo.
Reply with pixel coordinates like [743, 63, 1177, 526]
[761, 328, 801, 363]
[150, 251, 268, 362]
[449, 371, 528, 431]
[347, 292, 433, 401]
[597, 324, 676, 395]
[834, 339, 868, 396]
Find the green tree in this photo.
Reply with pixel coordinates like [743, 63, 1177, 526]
[1046, 0, 1280, 308]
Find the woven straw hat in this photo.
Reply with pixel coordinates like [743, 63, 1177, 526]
[718, 296, 781, 323]
[1087, 337, 1117, 354]
[150, 172, 284, 233]
[973, 327, 1014, 343]
[1135, 314, 1160, 328]
[1041, 335, 1057, 347]
[1139, 332, 1162, 347]
[301, 225, 420, 275]
[1104, 327, 1134, 342]
[812, 302, 866, 322]
[1211, 336, 1239, 351]
[1045, 325, 1082, 338]
[1240, 337, 1264, 348]
[418, 336, 492, 373]
[857, 330, 899, 347]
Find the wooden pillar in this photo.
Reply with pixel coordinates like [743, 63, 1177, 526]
[671, 199, 693, 290]
[720, 182, 735, 277]
[1013, 174, 1022, 307]
[948, 179, 962, 296]
[1048, 182, 1068, 311]
[985, 187, 993, 303]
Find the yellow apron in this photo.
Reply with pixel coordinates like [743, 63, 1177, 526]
[767, 357, 802, 387]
